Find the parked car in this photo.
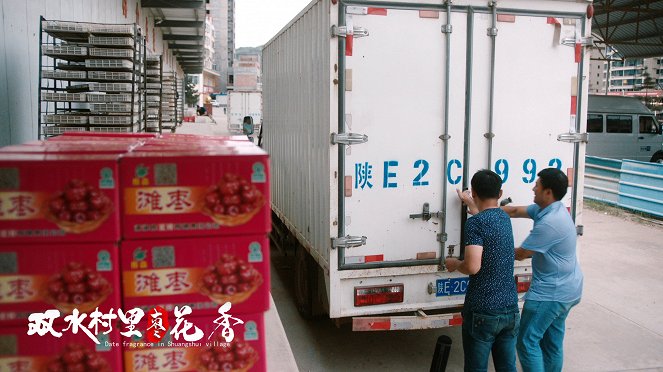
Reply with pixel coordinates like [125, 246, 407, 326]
[587, 95, 663, 163]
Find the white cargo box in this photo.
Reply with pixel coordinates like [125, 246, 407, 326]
[263, 0, 589, 325]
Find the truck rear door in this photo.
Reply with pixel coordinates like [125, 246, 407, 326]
[337, 3, 585, 316]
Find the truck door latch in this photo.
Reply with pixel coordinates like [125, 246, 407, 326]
[557, 132, 588, 143]
[331, 25, 369, 38]
[332, 235, 367, 249]
[331, 132, 368, 145]
[409, 202, 443, 221]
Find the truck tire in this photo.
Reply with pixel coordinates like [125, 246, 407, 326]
[294, 246, 316, 319]
[650, 151, 663, 164]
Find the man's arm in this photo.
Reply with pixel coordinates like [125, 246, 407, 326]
[456, 189, 479, 215]
[445, 245, 483, 275]
[501, 205, 530, 218]
[515, 247, 534, 261]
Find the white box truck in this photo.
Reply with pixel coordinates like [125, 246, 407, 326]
[228, 91, 263, 135]
[263, 0, 590, 330]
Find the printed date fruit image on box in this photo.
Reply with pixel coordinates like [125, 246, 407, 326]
[121, 236, 269, 316]
[0, 324, 123, 372]
[0, 243, 121, 325]
[123, 312, 266, 372]
[0, 154, 121, 243]
[119, 150, 270, 239]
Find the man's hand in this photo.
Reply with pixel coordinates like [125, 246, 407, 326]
[456, 189, 478, 215]
[445, 257, 461, 272]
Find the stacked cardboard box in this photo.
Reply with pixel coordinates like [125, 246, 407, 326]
[119, 136, 269, 372]
[0, 148, 127, 370]
[0, 132, 269, 372]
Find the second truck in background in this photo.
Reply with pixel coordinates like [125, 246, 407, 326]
[228, 91, 263, 136]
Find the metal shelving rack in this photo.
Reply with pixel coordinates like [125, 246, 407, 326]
[38, 18, 145, 138]
[144, 55, 162, 133]
[161, 70, 177, 132]
[176, 77, 184, 126]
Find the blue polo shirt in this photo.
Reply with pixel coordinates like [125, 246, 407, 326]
[522, 201, 584, 302]
[463, 208, 518, 312]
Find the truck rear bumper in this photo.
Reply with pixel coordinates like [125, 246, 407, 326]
[352, 310, 463, 331]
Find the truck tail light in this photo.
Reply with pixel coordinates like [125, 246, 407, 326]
[515, 274, 532, 293]
[354, 284, 404, 307]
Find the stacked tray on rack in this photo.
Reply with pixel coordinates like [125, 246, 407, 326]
[39, 20, 145, 137]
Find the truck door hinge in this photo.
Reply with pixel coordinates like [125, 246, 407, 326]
[409, 202, 443, 221]
[331, 235, 367, 249]
[576, 225, 584, 236]
[331, 25, 369, 38]
[441, 24, 453, 34]
[561, 36, 593, 47]
[557, 132, 588, 143]
[331, 132, 368, 145]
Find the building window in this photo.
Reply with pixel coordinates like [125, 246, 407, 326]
[588, 114, 603, 133]
[606, 115, 632, 133]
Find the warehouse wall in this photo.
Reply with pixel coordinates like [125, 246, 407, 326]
[0, 0, 184, 146]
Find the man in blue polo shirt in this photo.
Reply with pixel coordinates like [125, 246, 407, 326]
[447, 169, 519, 371]
[502, 168, 583, 372]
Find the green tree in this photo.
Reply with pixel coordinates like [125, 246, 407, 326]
[185, 76, 200, 106]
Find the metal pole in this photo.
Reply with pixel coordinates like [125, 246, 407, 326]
[440, 0, 452, 265]
[571, 18, 586, 223]
[460, 8, 474, 259]
[487, 1, 497, 167]
[38, 16, 44, 140]
[337, 3, 347, 269]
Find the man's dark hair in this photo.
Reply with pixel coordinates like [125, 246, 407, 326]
[471, 169, 502, 199]
[537, 168, 569, 201]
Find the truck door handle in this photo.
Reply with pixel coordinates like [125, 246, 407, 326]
[638, 136, 645, 139]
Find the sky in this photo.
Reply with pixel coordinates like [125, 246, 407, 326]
[235, 0, 313, 48]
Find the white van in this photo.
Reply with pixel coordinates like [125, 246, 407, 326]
[587, 95, 663, 163]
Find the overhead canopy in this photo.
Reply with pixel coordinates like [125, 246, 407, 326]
[592, 0, 663, 58]
[143, 0, 207, 74]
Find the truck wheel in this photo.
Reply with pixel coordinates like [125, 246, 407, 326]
[650, 151, 663, 164]
[294, 246, 316, 319]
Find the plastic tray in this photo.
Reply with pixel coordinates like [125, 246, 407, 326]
[41, 92, 86, 102]
[90, 103, 139, 113]
[85, 59, 133, 70]
[89, 82, 134, 92]
[43, 114, 88, 124]
[89, 48, 134, 59]
[89, 115, 138, 125]
[41, 45, 88, 58]
[42, 20, 89, 33]
[42, 70, 87, 80]
[90, 123, 141, 133]
[89, 24, 135, 35]
[43, 126, 87, 135]
[87, 71, 134, 81]
[87, 93, 133, 102]
[88, 36, 134, 47]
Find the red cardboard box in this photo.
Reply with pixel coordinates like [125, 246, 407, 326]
[0, 153, 121, 243]
[157, 134, 249, 142]
[59, 132, 160, 139]
[0, 243, 121, 325]
[123, 312, 266, 372]
[121, 235, 270, 316]
[119, 149, 270, 239]
[0, 324, 124, 372]
[0, 142, 140, 154]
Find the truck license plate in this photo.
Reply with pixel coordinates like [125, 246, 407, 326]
[436, 277, 469, 297]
